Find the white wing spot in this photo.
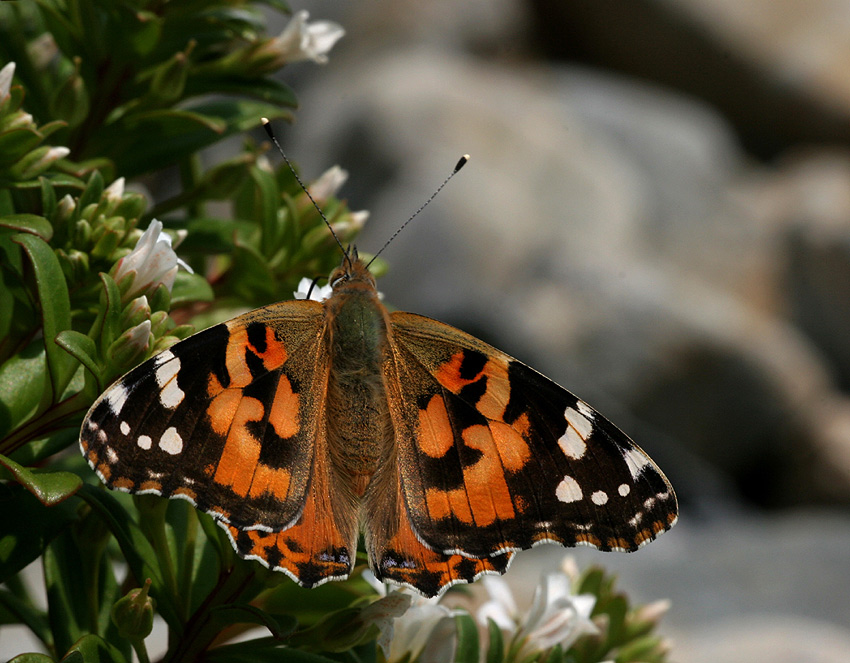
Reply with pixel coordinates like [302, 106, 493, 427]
[106, 447, 119, 464]
[644, 496, 656, 509]
[558, 427, 587, 459]
[565, 406, 593, 438]
[591, 490, 608, 506]
[629, 512, 644, 527]
[105, 383, 129, 415]
[623, 448, 651, 480]
[137, 435, 152, 450]
[155, 353, 184, 409]
[159, 427, 183, 455]
[154, 349, 175, 365]
[556, 475, 583, 503]
[120, 421, 130, 436]
[618, 483, 631, 497]
[577, 401, 595, 419]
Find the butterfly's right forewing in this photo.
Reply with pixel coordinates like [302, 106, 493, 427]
[387, 312, 678, 559]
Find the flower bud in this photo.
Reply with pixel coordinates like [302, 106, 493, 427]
[119, 295, 151, 331]
[111, 578, 155, 641]
[0, 62, 15, 102]
[9, 145, 70, 180]
[107, 320, 152, 370]
[148, 309, 171, 338]
[149, 43, 193, 104]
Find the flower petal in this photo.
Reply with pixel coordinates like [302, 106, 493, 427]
[0, 61, 15, 100]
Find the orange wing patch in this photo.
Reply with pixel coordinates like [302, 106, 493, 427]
[226, 450, 357, 588]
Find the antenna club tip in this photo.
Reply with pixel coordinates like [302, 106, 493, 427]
[261, 117, 270, 125]
[455, 154, 470, 172]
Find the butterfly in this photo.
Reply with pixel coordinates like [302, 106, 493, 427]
[80, 157, 677, 598]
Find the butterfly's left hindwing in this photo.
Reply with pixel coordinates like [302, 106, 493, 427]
[81, 300, 327, 532]
[387, 312, 678, 559]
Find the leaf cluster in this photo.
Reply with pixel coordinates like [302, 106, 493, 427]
[0, 3, 673, 662]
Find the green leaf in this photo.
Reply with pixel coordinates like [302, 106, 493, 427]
[485, 618, 505, 663]
[12, 233, 75, 401]
[0, 340, 48, 439]
[231, 241, 277, 303]
[209, 604, 298, 640]
[77, 170, 105, 213]
[597, 594, 628, 650]
[0, 127, 42, 168]
[615, 634, 665, 662]
[55, 330, 101, 383]
[41, 176, 58, 219]
[94, 272, 123, 362]
[175, 217, 256, 255]
[10, 426, 81, 468]
[102, 109, 227, 178]
[188, 99, 293, 135]
[62, 633, 129, 663]
[8, 654, 56, 663]
[260, 580, 369, 630]
[287, 607, 374, 653]
[543, 644, 565, 663]
[0, 484, 77, 584]
[44, 533, 88, 654]
[185, 76, 297, 108]
[0, 214, 53, 240]
[170, 270, 213, 308]
[0, 454, 82, 506]
[248, 163, 282, 257]
[454, 613, 480, 663]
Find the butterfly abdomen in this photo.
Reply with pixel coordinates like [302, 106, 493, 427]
[325, 280, 394, 493]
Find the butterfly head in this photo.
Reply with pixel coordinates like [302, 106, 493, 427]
[328, 246, 376, 293]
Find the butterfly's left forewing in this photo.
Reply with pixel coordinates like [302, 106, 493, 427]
[386, 312, 678, 561]
[82, 299, 358, 586]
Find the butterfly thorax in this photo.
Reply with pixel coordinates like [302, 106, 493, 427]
[324, 259, 393, 497]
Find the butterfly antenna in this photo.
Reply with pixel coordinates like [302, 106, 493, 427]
[261, 118, 350, 267]
[366, 154, 469, 268]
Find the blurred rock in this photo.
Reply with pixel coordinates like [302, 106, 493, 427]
[286, 46, 850, 506]
[676, 617, 850, 663]
[770, 152, 850, 389]
[527, 0, 850, 158]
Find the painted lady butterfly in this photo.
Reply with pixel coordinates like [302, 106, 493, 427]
[80, 152, 677, 598]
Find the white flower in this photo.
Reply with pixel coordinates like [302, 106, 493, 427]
[309, 165, 348, 202]
[478, 570, 598, 660]
[293, 277, 333, 302]
[362, 571, 459, 663]
[274, 10, 344, 65]
[0, 61, 15, 100]
[113, 219, 193, 301]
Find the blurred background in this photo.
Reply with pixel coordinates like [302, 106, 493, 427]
[263, 1, 850, 661]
